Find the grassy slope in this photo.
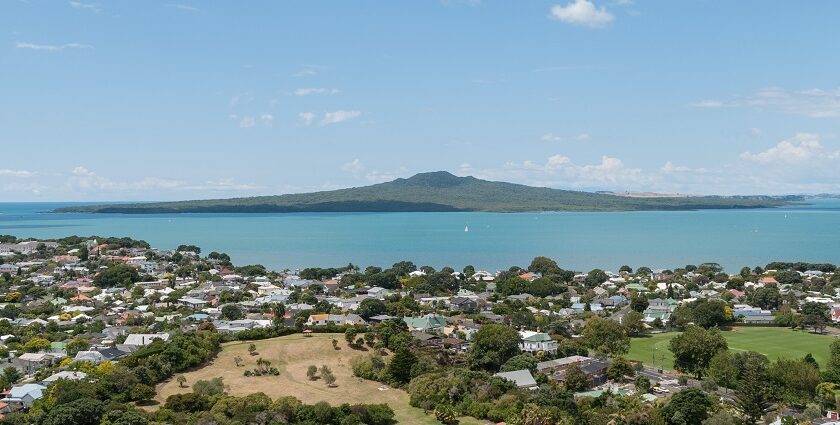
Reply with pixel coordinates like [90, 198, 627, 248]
[155, 333, 483, 425]
[56, 171, 790, 213]
[627, 327, 835, 370]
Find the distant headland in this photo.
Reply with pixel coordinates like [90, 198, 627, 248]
[54, 171, 796, 214]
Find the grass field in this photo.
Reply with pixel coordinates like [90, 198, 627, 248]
[155, 333, 483, 425]
[628, 327, 836, 370]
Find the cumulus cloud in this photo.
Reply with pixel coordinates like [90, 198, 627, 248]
[293, 88, 339, 96]
[550, 0, 614, 27]
[320, 110, 361, 126]
[15, 41, 93, 51]
[740, 133, 840, 164]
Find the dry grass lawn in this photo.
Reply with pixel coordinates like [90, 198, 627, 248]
[156, 333, 482, 425]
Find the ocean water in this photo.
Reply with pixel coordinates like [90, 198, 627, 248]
[0, 201, 838, 273]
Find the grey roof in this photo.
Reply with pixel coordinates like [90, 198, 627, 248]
[494, 369, 537, 388]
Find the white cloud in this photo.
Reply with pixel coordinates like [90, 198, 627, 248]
[69, 1, 101, 12]
[299, 112, 316, 126]
[341, 159, 366, 175]
[690, 100, 725, 108]
[541, 133, 563, 142]
[691, 87, 840, 118]
[239, 116, 256, 128]
[745, 87, 840, 118]
[167, 3, 198, 12]
[15, 41, 93, 51]
[320, 110, 361, 126]
[541, 132, 591, 142]
[549, 0, 614, 27]
[293, 87, 339, 96]
[0, 169, 35, 178]
[260, 113, 274, 127]
[740, 133, 839, 164]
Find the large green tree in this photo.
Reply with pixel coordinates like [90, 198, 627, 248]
[735, 358, 773, 425]
[668, 325, 728, 379]
[582, 316, 629, 355]
[468, 324, 521, 372]
[93, 263, 140, 287]
[661, 388, 712, 425]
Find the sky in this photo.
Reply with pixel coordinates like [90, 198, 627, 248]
[1, 0, 840, 201]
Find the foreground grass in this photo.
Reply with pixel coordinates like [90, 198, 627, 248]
[628, 327, 836, 370]
[155, 333, 483, 425]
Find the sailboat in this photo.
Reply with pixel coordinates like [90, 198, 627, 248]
[464, 226, 469, 232]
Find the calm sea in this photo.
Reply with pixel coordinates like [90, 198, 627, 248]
[0, 201, 838, 273]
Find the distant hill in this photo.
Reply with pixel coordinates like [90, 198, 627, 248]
[54, 171, 793, 213]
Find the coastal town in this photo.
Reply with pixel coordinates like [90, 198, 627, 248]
[0, 235, 838, 424]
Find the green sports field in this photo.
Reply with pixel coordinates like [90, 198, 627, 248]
[627, 327, 836, 370]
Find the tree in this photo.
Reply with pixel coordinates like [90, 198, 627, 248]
[248, 343, 257, 356]
[176, 375, 187, 388]
[607, 356, 635, 381]
[1, 367, 21, 387]
[661, 388, 712, 425]
[529, 256, 560, 275]
[307, 365, 318, 380]
[468, 324, 521, 372]
[386, 347, 417, 385]
[67, 338, 89, 356]
[93, 263, 140, 287]
[690, 299, 729, 328]
[331, 339, 339, 350]
[345, 328, 359, 345]
[634, 375, 651, 393]
[825, 339, 840, 383]
[801, 302, 830, 332]
[24, 337, 51, 352]
[221, 304, 244, 321]
[582, 316, 630, 355]
[584, 269, 608, 287]
[668, 325, 728, 379]
[193, 377, 226, 396]
[39, 397, 104, 425]
[630, 295, 649, 313]
[500, 353, 539, 373]
[129, 383, 156, 402]
[735, 359, 773, 425]
[702, 411, 737, 425]
[357, 298, 387, 320]
[563, 364, 588, 392]
[321, 365, 336, 387]
[623, 310, 645, 336]
[769, 358, 821, 407]
[707, 350, 737, 390]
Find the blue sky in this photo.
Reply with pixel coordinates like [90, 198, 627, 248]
[1, 0, 839, 201]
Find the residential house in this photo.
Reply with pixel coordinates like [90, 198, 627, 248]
[519, 331, 558, 354]
[1, 383, 47, 410]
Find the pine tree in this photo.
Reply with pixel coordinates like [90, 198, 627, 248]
[735, 360, 773, 425]
[386, 347, 417, 385]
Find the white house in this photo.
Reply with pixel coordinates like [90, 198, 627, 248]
[518, 331, 558, 354]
